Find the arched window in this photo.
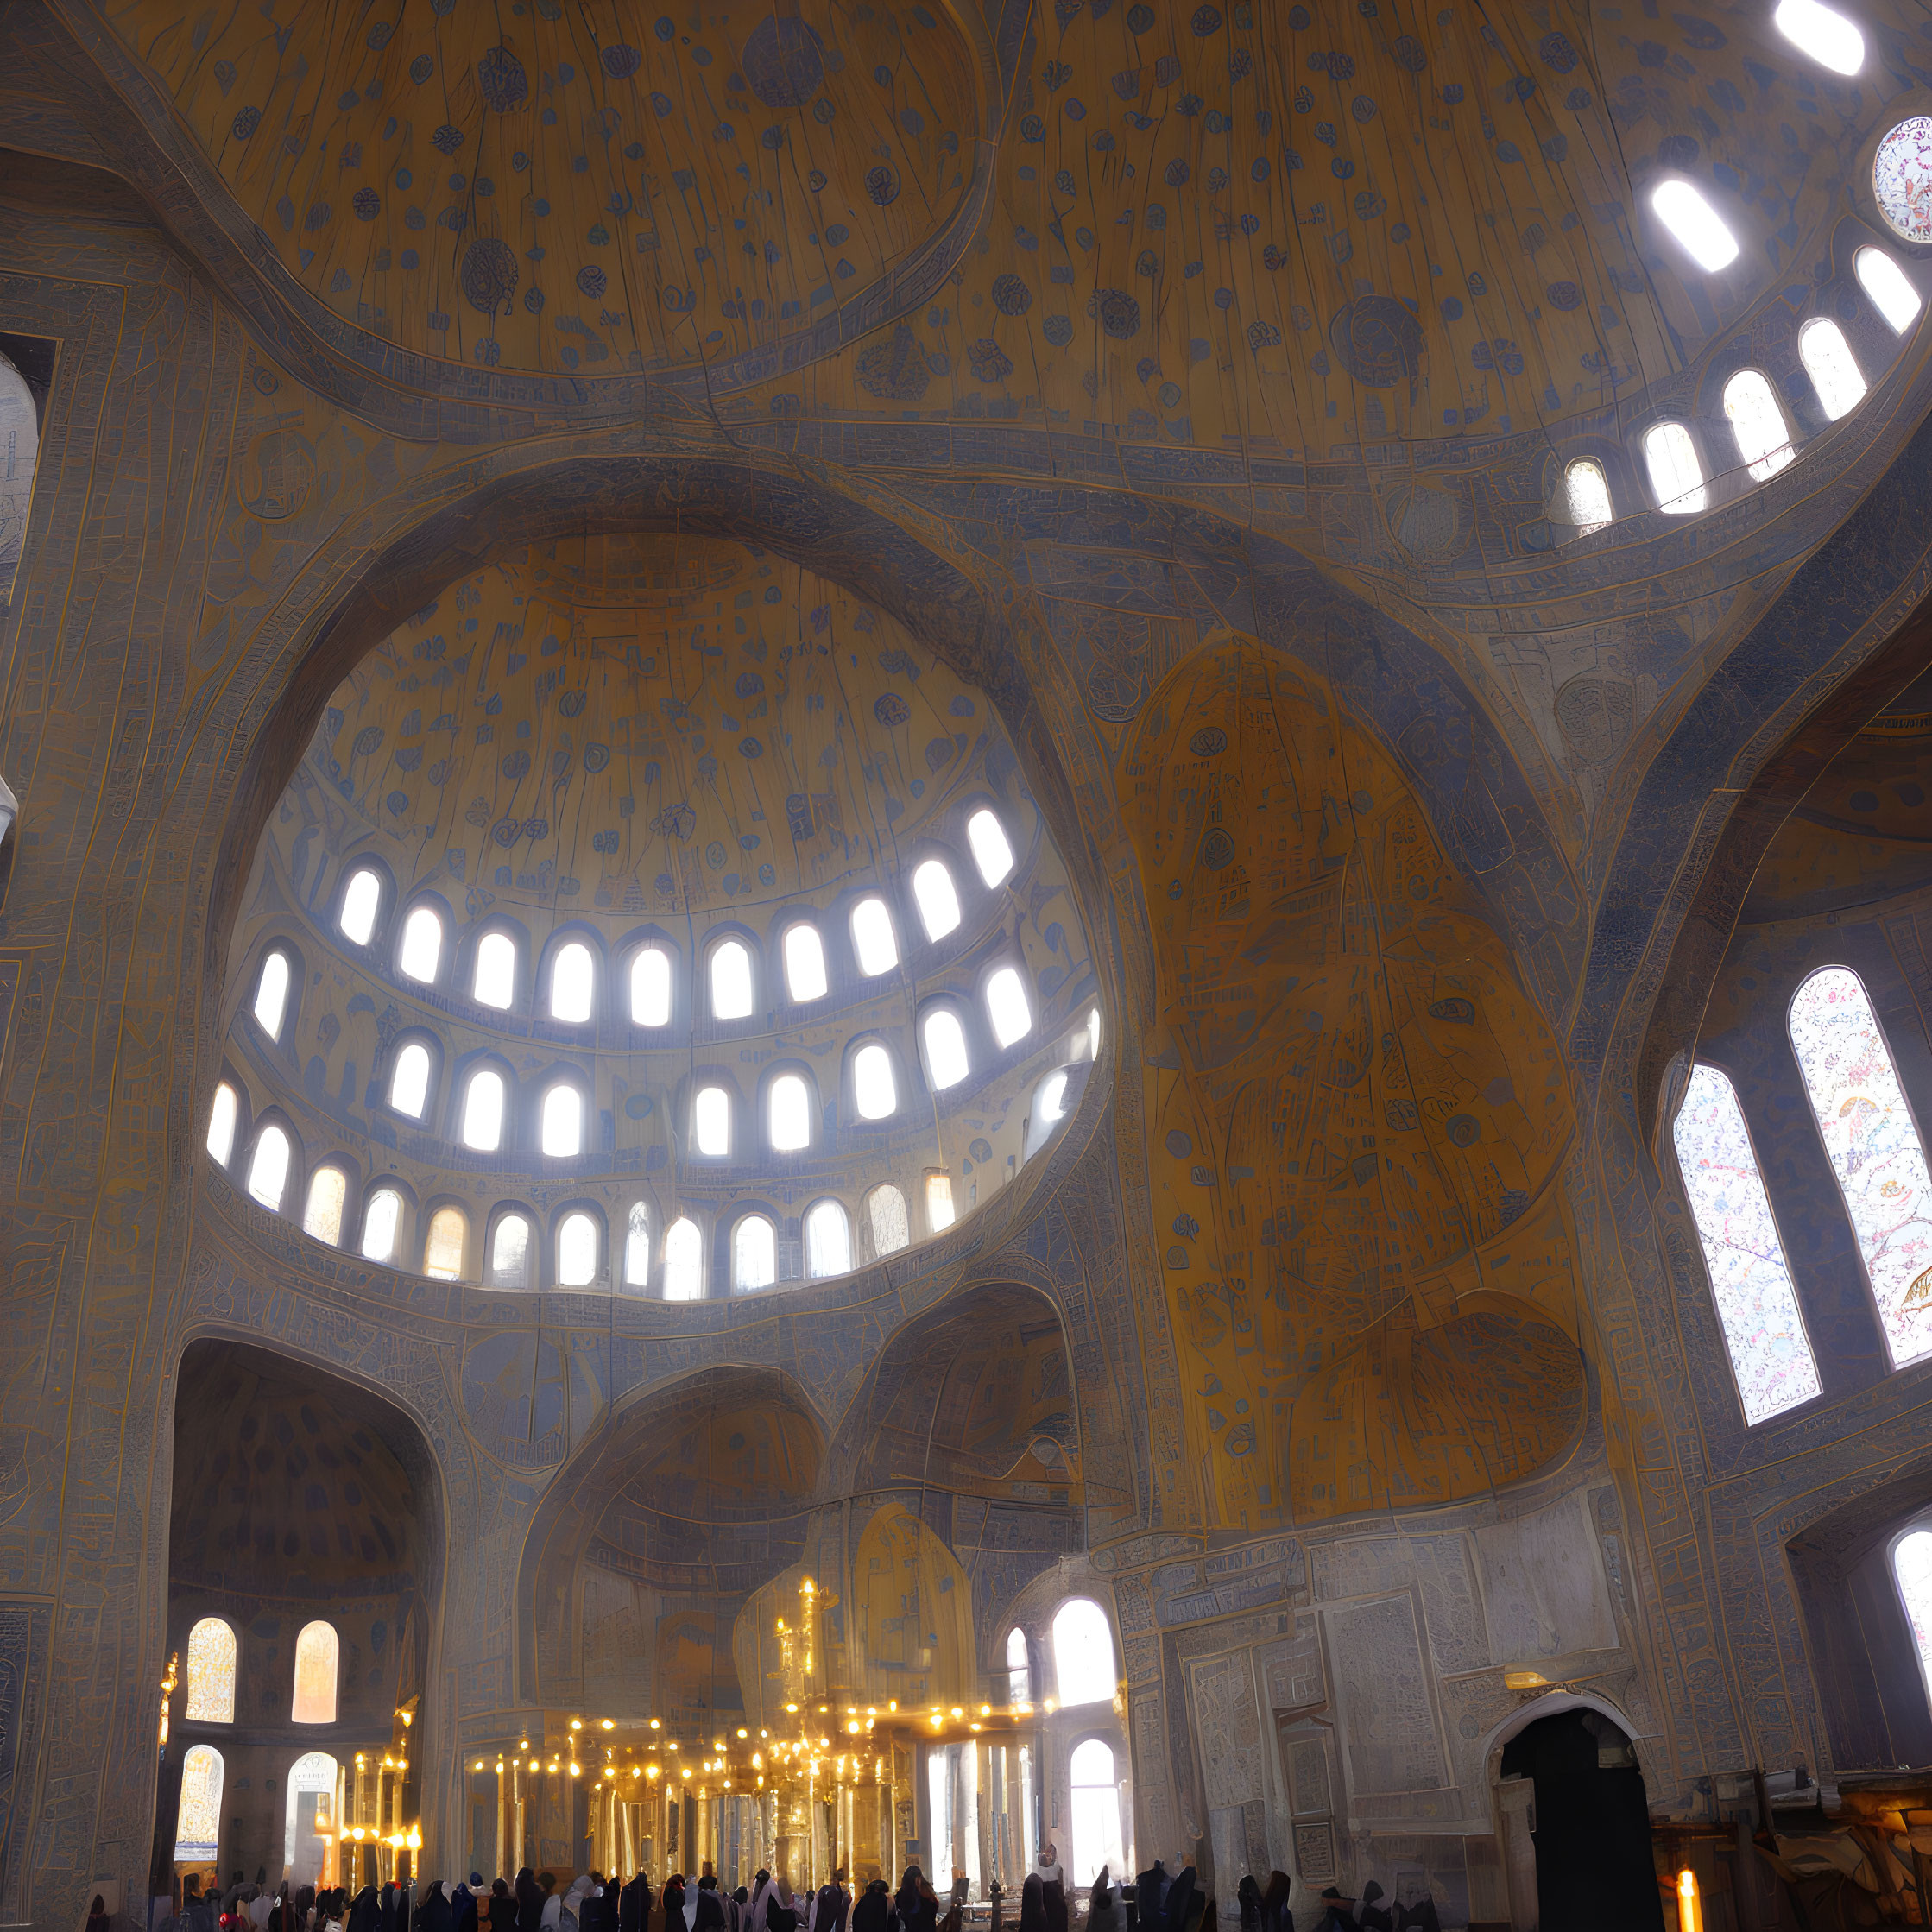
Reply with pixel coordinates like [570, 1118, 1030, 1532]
[1897, 1530, 1932, 1701]
[784, 924, 828, 1002]
[1563, 458, 1613, 535]
[174, 1744, 224, 1862]
[710, 938, 754, 1020]
[398, 906, 443, 984]
[631, 944, 672, 1026]
[1858, 247, 1922, 333]
[474, 930, 517, 1009]
[551, 940, 595, 1023]
[925, 1171, 957, 1234]
[247, 1126, 292, 1211]
[734, 1215, 777, 1291]
[1801, 318, 1867, 420]
[867, 1184, 911, 1256]
[853, 1043, 897, 1120]
[805, 1198, 851, 1279]
[360, 1187, 402, 1263]
[1671, 1064, 1822, 1423]
[558, 1211, 599, 1286]
[540, 1083, 584, 1158]
[254, 950, 292, 1035]
[285, 1750, 340, 1889]
[207, 1082, 238, 1165]
[1790, 967, 1932, 1367]
[423, 1205, 467, 1280]
[1722, 370, 1794, 481]
[694, 1084, 731, 1157]
[304, 1167, 347, 1246]
[1051, 1599, 1116, 1707]
[986, 966, 1033, 1048]
[968, 808, 1015, 887]
[0, 350, 40, 596]
[624, 1202, 650, 1289]
[185, 1616, 237, 1723]
[290, 1620, 338, 1724]
[851, 897, 899, 976]
[488, 1212, 532, 1288]
[338, 868, 382, 946]
[1069, 1739, 1125, 1889]
[1776, 0, 1863, 73]
[769, 1073, 811, 1152]
[663, 1216, 704, 1300]
[389, 1041, 432, 1119]
[912, 860, 963, 941]
[1642, 422, 1707, 514]
[1006, 1626, 1031, 1703]
[1651, 179, 1739, 270]
[462, 1070, 506, 1151]
[923, 1009, 971, 1091]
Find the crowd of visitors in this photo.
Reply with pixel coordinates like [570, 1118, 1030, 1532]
[159, 1850, 1436, 1932]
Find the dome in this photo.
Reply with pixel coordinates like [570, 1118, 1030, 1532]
[214, 533, 1097, 1295]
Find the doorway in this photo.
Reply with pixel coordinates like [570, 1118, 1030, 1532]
[1499, 1710, 1664, 1932]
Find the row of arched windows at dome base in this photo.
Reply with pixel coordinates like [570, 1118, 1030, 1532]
[1673, 966, 1932, 1424]
[174, 1745, 341, 1877]
[243, 966, 1066, 1159]
[207, 1065, 1081, 1293]
[306, 809, 1017, 1026]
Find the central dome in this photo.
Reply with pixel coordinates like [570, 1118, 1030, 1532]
[213, 534, 1096, 1297]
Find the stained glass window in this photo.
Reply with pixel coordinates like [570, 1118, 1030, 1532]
[174, 1744, 224, 1860]
[291, 1620, 338, 1724]
[1897, 1530, 1932, 1698]
[1790, 967, 1932, 1367]
[1672, 1064, 1822, 1423]
[184, 1617, 237, 1723]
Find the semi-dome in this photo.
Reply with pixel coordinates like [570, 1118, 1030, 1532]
[212, 532, 1097, 1295]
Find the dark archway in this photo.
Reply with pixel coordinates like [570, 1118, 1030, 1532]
[153, 1340, 444, 1897]
[1500, 1709, 1663, 1932]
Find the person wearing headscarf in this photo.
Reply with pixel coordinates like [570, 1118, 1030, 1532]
[1133, 1865, 1166, 1932]
[765, 1885, 799, 1932]
[811, 1870, 851, 1932]
[515, 1875, 544, 1932]
[1310, 1893, 1355, 1932]
[620, 1875, 651, 1932]
[1391, 1888, 1434, 1932]
[1040, 1880, 1065, 1932]
[891, 1872, 934, 1932]
[1016, 1877, 1045, 1932]
[1159, 1869, 1196, 1932]
[1235, 1880, 1260, 1932]
[415, 1884, 454, 1932]
[730, 1888, 749, 1932]
[452, 1880, 479, 1932]
[1354, 1887, 1389, 1932]
[489, 1883, 517, 1932]
[561, 1877, 596, 1932]
[693, 1880, 726, 1932]
[851, 1882, 890, 1932]
[1087, 1869, 1124, 1932]
[586, 1880, 621, 1932]
[660, 1876, 687, 1932]
[349, 1888, 382, 1932]
[1032, 1850, 1065, 1899]
[1259, 1874, 1292, 1932]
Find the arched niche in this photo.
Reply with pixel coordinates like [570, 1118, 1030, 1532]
[159, 1339, 443, 1878]
[830, 1281, 1080, 1502]
[516, 1364, 828, 1710]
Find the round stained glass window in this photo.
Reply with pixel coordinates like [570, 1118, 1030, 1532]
[1874, 117, 1932, 243]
